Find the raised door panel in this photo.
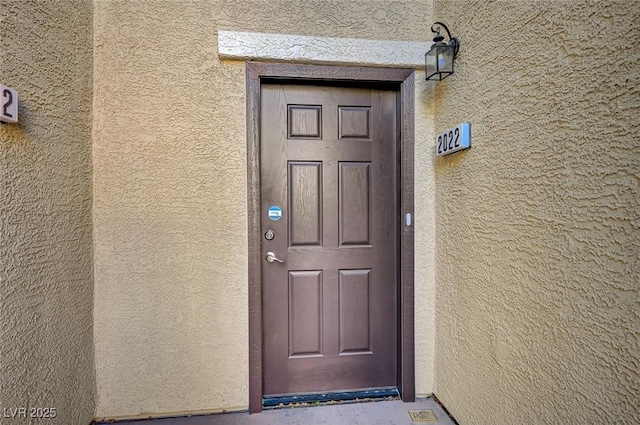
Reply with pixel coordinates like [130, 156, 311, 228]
[288, 162, 322, 246]
[288, 271, 323, 357]
[288, 105, 322, 139]
[339, 162, 371, 246]
[339, 106, 370, 139]
[339, 269, 372, 355]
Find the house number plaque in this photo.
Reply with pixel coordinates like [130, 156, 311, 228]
[436, 122, 471, 156]
[0, 83, 18, 124]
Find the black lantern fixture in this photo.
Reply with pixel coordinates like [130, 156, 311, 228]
[425, 22, 460, 81]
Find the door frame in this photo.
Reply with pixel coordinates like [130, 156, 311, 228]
[246, 61, 415, 413]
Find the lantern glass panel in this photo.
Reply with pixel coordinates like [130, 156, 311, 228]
[438, 45, 454, 74]
[425, 46, 439, 80]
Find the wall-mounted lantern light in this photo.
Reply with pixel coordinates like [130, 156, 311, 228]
[425, 22, 460, 81]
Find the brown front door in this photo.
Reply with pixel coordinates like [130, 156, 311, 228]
[260, 83, 398, 396]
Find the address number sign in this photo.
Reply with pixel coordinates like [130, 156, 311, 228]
[436, 122, 471, 156]
[1, 83, 18, 124]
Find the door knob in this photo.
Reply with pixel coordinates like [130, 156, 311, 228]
[265, 252, 285, 263]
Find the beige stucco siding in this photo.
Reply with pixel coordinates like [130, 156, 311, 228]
[0, 1, 95, 424]
[415, 75, 436, 397]
[432, 1, 640, 424]
[93, 0, 434, 418]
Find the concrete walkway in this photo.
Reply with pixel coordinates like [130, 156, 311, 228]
[108, 398, 457, 425]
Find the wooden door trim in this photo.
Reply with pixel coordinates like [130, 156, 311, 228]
[246, 62, 415, 413]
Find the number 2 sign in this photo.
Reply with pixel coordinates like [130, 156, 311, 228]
[0, 83, 18, 124]
[436, 122, 471, 157]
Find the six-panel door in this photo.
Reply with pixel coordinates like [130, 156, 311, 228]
[261, 84, 398, 396]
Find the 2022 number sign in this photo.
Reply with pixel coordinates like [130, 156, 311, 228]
[436, 122, 471, 157]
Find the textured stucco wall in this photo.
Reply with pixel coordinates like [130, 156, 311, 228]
[415, 73, 436, 397]
[93, 0, 434, 418]
[0, 1, 95, 424]
[432, 1, 639, 424]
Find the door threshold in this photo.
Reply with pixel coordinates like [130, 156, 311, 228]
[263, 387, 400, 409]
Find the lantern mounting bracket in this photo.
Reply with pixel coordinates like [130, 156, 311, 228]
[431, 21, 460, 58]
